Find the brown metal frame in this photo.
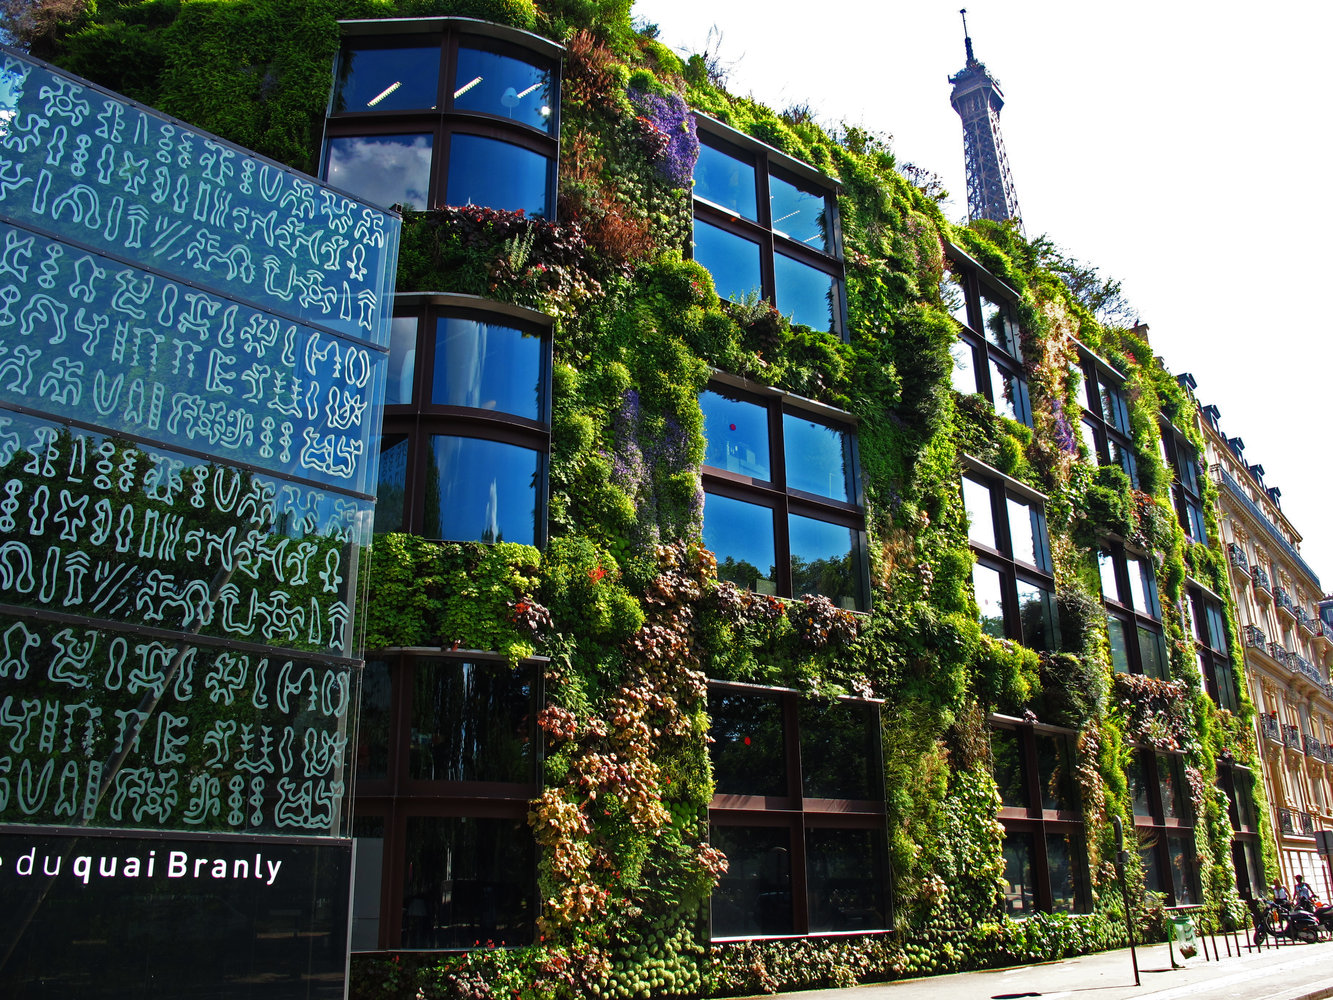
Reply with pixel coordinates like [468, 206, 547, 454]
[690, 120, 848, 341]
[946, 255, 1031, 425]
[1100, 542, 1167, 679]
[991, 715, 1090, 915]
[353, 648, 545, 951]
[380, 295, 552, 544]
[702, 375, 870, 610]
[1128, 746, 1200, 906]
[707, 681, 890, 940]
[323, 24, 560, 215]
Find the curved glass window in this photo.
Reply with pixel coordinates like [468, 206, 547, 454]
[425, 435, 540, 545]
[333, 44, 441, 112]
[693, 220, 762, 303]
[433, 317, 543, 419]
[694, 141, 758, 218]
[783, 412, 851, 501]
[770, 173, 829, 251]
[774, 251, 837, 332]
[705, 492, 777, 594]
[445, 134, 550, 217]
[701, 389, 771, 479]
[325, 134, 433, 210]
[454, 45, 554, 132]
[375, 434, 409, 534]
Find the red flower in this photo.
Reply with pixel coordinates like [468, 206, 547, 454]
[589, 566, 606, 582]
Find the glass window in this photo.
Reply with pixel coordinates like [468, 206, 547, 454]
[980, 295, 1019, 358]
[424, 435, 541, 545]
[350, 816, 386, 951]
[973, 562, 1007, 639]
[770, 173, 829, 251]
[1035, 733, 1079, 813]
[1168, 835, 1198, 905]
[774, 251, 837, 332]
[445, 133, 550, 217]
[1016, 579, 1057, 650]
[709, 826, 793, 937]
[409, 659, 537, 783]
[1107, 615, 1131, 673]
[693, 219, 763, 303]
[799, 700, 879, 800]
[702, 390, 771, 480]
[386, 316, 419, 406]
[951, 337, 979, 395]
[433, 317, 543, 419]
[1127, 753, 1152, 816]
[325, 133, 433, 210]
[1007, 496, 1040, 568]
[1138, 625, 1167, 679]
[805, 828, 889, 932]
[941, 272, 970, 327]
[992, 728, 1028, 809]
[375, 434, 409, 534]
[694, 141, 758, 219]
[709, 692, 787, 797]
[402, 817, 533, 948]
[1098, 549, 1119, 602]
[704, 492, 777, 594]
[358, 660, 393, 780]
[333, 44, 441, 112]
[783, 413, 852, 501]
[963, 477, 996, 549]
[1127, 555, 1155, 617]
[1157, 753, 1188, 821]
[1046, 831, 1085, 913]
[1002, 832, 1036, 916]
[453, 45, 554, 132]
[788, 513, 859, 609]
[989, 357, 1026, 424]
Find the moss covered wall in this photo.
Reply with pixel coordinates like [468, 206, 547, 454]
[44, 1, 1273, 997]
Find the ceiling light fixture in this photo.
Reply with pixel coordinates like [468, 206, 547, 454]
[366, 81, 401, 107]
[454, 76, 483, 99]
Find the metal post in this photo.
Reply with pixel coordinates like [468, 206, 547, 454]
[1113, 816, 1141, 986]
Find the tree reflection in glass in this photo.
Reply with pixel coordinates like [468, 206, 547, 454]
[991, 727, 1027, 809]
[805, 828, 888, 932]
[788, 513, 858, 609]
[409, 659, 536, 783]
[708, 692, 786, 797]
[783, 412, 852, 502]
[709, 826, 793, 937]
[433, 318, 543, 419]
[703, 493, 776, 594]
[799, 700, 877, 800]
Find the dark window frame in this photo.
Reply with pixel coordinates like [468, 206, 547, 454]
[352, 649, 545, 952]
[691, 116, 848, 340]
[708, 680, 891, 940]
[1076, 344, 1138, 486]
[701, 372, 870, 610]
[378, 293, 553, 545]
[1190, 584, 1238, 711]
[990, 715, 1090, 916]
[323, 19, 562, 215]
[1100, 542, 1167, 679]
[1128, 746, 1201, 907]
[963, 456, 1060, 650]
[1162, 423, 1208, 543]
[1218, 763, 1263, 899]
[944, 251, 1032, 426]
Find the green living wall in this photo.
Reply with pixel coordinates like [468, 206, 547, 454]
[43, 0, 1272, 996]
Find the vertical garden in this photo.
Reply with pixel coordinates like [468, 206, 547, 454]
[36, 0, 1271, 995]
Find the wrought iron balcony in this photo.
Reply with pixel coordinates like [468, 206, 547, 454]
[1252, 564, 1272, 597]
[1284, 724, 1303, 750]
[1297, 608, 1318, 636]
[1228, 543, 1250, 574]
[1302, 811, 1317, 835]
[1245, 624, 1267, 648]
[1305, 736, 1326, 761]
[1293, 653, 1325, 686]
[1269, 641, 1290, 666]
[1261, 714, 1284, 744]
[1280, 807, 1297, 835]
[1276, 587, 1297, 620]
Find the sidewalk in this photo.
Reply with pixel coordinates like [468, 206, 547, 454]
[759, 935, 1333, 1000]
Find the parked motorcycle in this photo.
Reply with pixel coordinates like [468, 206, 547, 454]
[1252, 897, 1322, 944]
[1293, 895, 1333, 935]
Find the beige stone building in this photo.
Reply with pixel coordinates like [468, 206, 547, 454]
[1199, 400, 1333, 900]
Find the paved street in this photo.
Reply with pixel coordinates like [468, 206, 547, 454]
[757, 936, 1333, 1000]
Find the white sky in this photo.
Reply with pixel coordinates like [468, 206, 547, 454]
[631, 0, 1333, 592]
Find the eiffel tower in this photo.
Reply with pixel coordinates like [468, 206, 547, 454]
[949, 10, 1023, 230]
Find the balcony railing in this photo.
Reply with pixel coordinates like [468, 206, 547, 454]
[1293, 653, 1325, 686]
[1297, 608, 1318, 636]
[1218, 470, 1323, 587]
[1261, 714, 1284, 744]
[1284, 724, 1303, 750]
[1280, 807, 1297, 835]
[1278, 808, 1317, 837]
[1276, 587, 1297, 619]
[1229, 543, 1250, 574]
[1253, 564, 1273, 596]
[1245, 624, 1268, 648]
[1269, 641, 1290, 666]
[1305, 736, 1327, 761]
